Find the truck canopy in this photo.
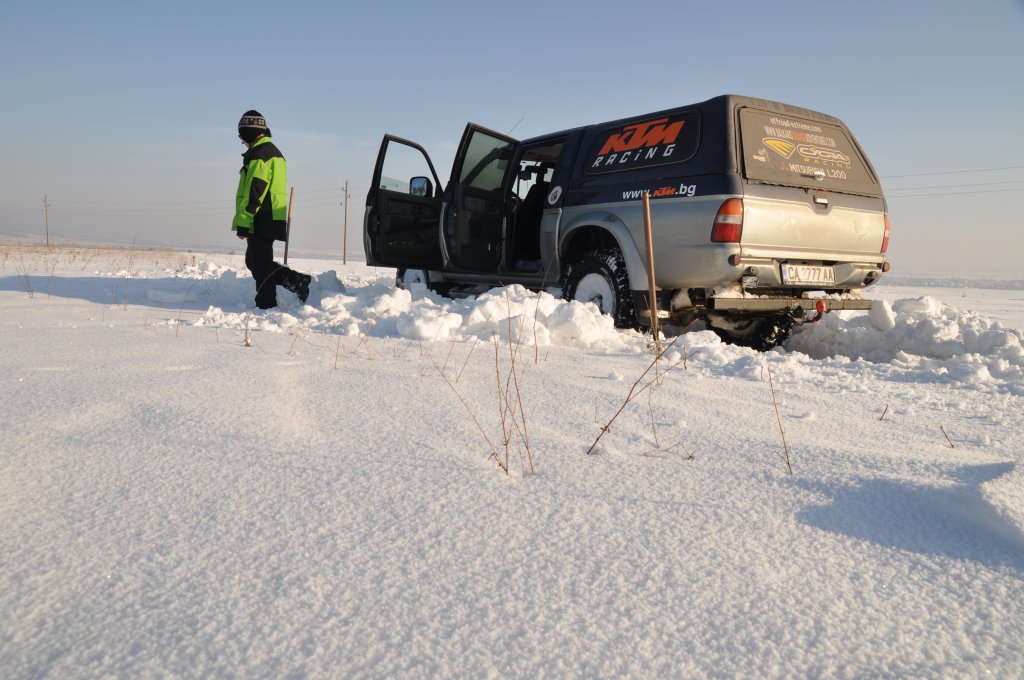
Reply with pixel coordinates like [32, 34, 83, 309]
[558, 95, 882, 198]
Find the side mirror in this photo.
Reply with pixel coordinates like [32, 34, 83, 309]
[409, 176, 433, 197]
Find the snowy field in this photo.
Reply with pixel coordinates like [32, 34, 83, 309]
[1, 244, 1022, 678]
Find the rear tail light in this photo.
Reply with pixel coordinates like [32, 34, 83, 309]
[881, 215, 891, 253]
[711, 198, 743, 243]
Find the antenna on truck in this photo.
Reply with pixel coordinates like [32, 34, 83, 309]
[506, 115, 525, 135]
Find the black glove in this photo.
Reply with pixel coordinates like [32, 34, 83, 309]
[236, 227, 249, 239]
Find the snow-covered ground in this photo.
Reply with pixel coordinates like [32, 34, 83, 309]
[2, 244, 1022, 678]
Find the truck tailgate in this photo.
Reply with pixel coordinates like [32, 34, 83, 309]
[740, 189, 886, 259]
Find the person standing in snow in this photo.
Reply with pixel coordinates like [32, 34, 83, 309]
[232, 110, 311, 309]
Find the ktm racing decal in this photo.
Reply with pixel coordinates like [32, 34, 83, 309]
[587, 112, 700, 174]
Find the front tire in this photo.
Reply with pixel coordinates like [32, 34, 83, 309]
[396, 267, 427, 290]
[562, 248, 636, 328]
[396, 268, 450, 296]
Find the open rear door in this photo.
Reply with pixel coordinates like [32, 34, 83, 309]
[442, 125, 518, 271]
[364, 135, 444, 268]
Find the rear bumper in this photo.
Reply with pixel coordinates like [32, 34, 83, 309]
[709, 297, 872, 312]
[632, 289, 872, 324]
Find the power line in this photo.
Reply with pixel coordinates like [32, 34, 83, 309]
[2, 185, 371, 212]
[2, 199, 43, 209]
[3, 205, 44, 216]
[294, 200, 348, 208]
[301, 186, 370, 196]
[47, 207, 226, 218]
[887, 180, 1024, 192]
[881, 164, 1024, 178]
[56, 198, 230, 207]
[887, 187, 1024, 198]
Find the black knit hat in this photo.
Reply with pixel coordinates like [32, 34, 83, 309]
[238, 110, 270, 143]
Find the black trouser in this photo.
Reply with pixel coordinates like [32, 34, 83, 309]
[244, 233, 301, 307]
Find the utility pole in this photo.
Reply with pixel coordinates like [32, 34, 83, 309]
[43, 195, 50, 248]
[284, 186, 295, 265]
[342, 180, 350, 265]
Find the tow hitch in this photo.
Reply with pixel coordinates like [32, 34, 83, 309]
[809, 299, 828, 324]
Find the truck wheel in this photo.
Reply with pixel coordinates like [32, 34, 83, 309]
[396, 268, 450, 296]
[396, 267, 426, 289]
[562, 248, 637, 328]
[710, 315, 794, 351]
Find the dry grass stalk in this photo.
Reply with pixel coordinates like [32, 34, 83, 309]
[765, 359, 793, 475]
[639, 440, 695, 461]
[429, 351, 499, 463]
[352, 318, 376, 359]
[492, 326, 535, 476]
[14, 240, 34, 298]
[940, 425, 955, 448]
[283, 331, 331, 354]
[123, 239, 137, 310]
[429, 289, 537, 476]
[640, 384, 695, 460]
[387, 338, 413, 360]
[505, 293, 535, 475]
[647, 389, 660, 449]
[427, 323, 449, 359]
[587, 336, 684, 456]
[494, 338, 509, 473]
[879, 404, 890, 421]
[440, 338, 458, 376]
[45, 255, 58, 298]
[334, 333, 343, 369]
[243, 313, 254, 347]
[455, 335, 480, 383]
[532, 257, 556, 365]
[175, 280, 200, 337]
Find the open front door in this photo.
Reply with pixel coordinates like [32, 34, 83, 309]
[364, 135, 444, 268]
[442, 125, 518, 272]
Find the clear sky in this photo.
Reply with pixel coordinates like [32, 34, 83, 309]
[2, 0, 1022, 276]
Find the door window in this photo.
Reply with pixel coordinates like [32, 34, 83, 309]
[365, 136, 443, 269]
[379, 141, 438, 195]
[457, 131, 515, 191]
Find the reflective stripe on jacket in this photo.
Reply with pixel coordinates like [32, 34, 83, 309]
[233, 137, 288, 240]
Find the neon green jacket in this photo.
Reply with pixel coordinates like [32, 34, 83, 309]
[233, 136, 288, 240]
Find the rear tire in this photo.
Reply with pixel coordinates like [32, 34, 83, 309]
[562, 248, 637, 328]
[710, 315, 794, 351]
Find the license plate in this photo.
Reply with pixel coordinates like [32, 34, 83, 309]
[782, 264, 836, 286]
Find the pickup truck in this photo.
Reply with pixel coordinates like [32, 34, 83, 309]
[364, 94, 890, 349]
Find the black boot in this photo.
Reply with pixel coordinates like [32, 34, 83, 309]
[281, 270, 311, 303]
[296, 273, 311, 303]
